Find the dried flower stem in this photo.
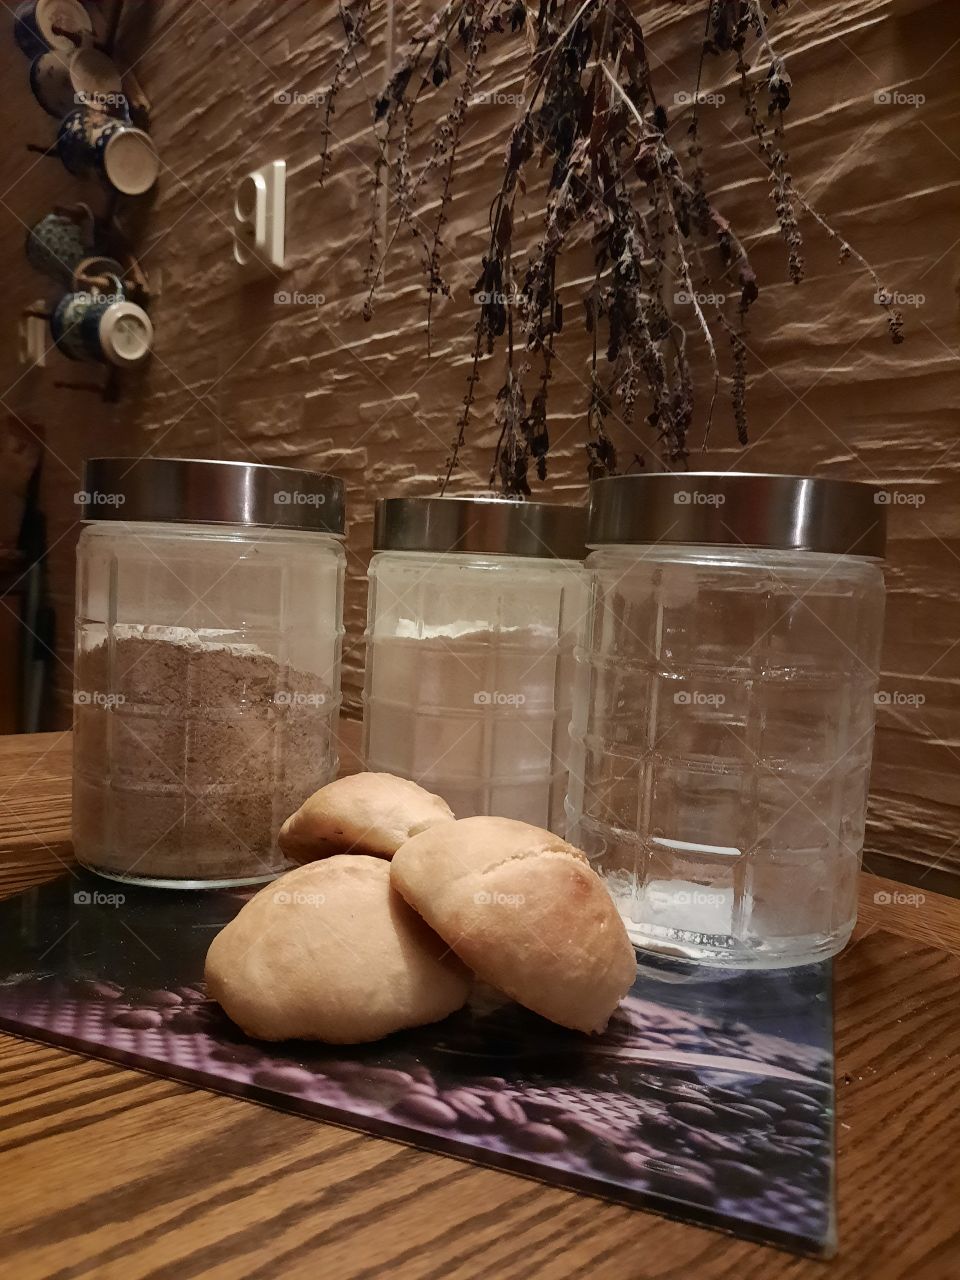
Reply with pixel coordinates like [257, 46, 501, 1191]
[320, 0, 904, 490]
[319, 0, 374, 188]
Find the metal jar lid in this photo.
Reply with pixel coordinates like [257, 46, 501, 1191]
[588, 473, 886, 558]
[81, 458, 345, 535]
[375, 496, 586, 560]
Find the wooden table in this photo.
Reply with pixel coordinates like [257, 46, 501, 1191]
[0, 731, 958, 1280]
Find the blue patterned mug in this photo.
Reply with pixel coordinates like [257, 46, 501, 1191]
[51, 287, 153, 368]
[14, 0, 92, 58]
[25, 205, 94, 285]
[31, 46, 125, 118]
[57, 108, 158, 195]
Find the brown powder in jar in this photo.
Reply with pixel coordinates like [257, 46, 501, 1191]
[72, 627, 336, 883]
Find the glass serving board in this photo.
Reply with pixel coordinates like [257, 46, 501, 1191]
[0, 872, 836, 1257]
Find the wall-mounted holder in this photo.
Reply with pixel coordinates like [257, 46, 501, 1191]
[233, 159, 285, 275]
[18, 302, 48, 368]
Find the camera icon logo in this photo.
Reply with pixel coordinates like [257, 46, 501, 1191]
[674, 691, 692, 705]
[73, 890, 91, 905]
[274, 491, 292, 505]
[873, 890, 892, 904]
[674, 491, 692, 505]
[473, 890, 492, 905]
[274, 90, 292, 105]
[272, 890, 292, 904]
[473, 691, 492, 705]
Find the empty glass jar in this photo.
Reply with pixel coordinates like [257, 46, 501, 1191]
[72, 458, 345, 888]
[363, 497, 586, 831]
[566, 473, 886, 968]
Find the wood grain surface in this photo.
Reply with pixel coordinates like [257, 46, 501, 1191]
[1, 0, 958, 884]
[0, 731, 958, 1278]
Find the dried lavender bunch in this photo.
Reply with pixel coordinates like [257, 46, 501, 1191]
[320, 0, 903, 490]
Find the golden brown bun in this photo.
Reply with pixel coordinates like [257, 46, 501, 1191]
[390, 816, 636, 1034]
[205, 855, 470, 1043]
[278, 772, 455, 862]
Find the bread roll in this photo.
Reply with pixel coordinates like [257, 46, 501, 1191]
[279, 772, 455, 862]
[390, 817, 636, 1034]
[205, 855, 470, 1043]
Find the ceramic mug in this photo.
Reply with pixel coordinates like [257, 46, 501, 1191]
[72, 254, 127, 294]
[57, 108, 159, 196]
[14, 0, 92, 58]
[30, 46, 125, 118]
[51, 286, 153, 368]
[29, 48, 74, 117]
[25, 204, 95, 286]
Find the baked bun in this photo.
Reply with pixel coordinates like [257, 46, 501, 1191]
[278, 772, 455, 862]
[205, 855, 470, 1043]
[390, 817, 636, 1034]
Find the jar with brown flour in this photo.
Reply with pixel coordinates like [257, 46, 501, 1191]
[72, 458, 346, 887]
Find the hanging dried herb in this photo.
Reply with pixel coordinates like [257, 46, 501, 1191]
[319, 0, 904, 491]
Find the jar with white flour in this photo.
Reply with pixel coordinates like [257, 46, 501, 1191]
[363, 496, 586, 833]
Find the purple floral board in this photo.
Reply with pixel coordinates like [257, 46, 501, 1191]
[0, 874, 836, 1257]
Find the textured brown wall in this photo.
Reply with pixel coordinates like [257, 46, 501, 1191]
[1, 0, 957, 876]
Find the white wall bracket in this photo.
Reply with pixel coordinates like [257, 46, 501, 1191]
[19, 302, 47, 368]
[233, 160, 286, 275]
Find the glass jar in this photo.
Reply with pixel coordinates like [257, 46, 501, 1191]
[72, 458, 346, 888]
[363, 496, 587, 831]
[566, 473, 886, 968]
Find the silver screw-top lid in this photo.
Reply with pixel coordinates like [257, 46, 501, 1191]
[588, 472, 886, 558]
[375, 496, 586, 560]
[81, 458, 345, 535]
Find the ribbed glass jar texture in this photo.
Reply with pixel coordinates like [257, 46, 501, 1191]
[566, 545, 885, 967]
[73, 521, 345, 887]
[363, 550, 586, 832]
